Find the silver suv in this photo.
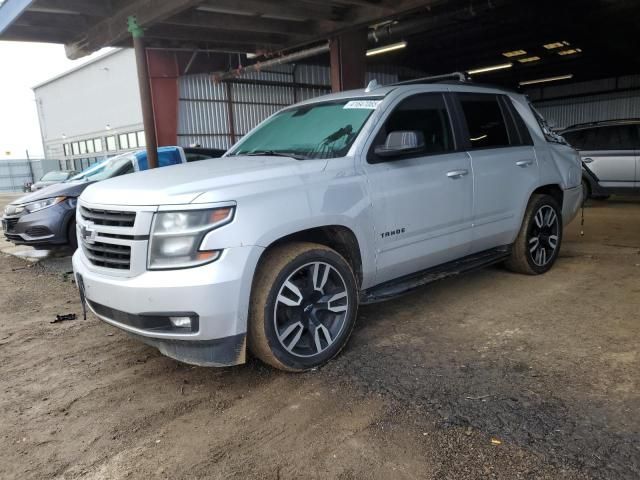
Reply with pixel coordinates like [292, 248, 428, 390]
[72, 76, 583, 371]
[561, 119, 640, 199]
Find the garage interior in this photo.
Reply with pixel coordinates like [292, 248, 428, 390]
[2, 0, 640, 158]
[0, 1, 639, 479]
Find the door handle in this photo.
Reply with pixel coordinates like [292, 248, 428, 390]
[582, 157, 594, 163]
[516, 159, 533, 167]
[447, 169, 469, 179]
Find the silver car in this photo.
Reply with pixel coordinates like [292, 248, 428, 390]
[561, 120, 640, 199]
[73, 76, 583, 371]
[31, 170, 78, 191]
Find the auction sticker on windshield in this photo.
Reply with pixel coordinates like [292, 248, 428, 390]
[343, 100, 382, 109]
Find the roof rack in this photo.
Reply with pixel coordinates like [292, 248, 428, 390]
[392, 72, 469, 86]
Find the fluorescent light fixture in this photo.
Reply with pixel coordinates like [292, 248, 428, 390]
[366, 41, 407, 57]
[467, 63, 513, 75]
[502, 49, 527, 58]
[543, 41, 570, 50]
[558, 48, 582, 56]
[517, 56, 541, 63]
[519, 74, 574, 86]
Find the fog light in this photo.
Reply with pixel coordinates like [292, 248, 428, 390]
[169, 316, 192, 328]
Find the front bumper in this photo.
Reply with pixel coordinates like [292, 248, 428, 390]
[72, 244, 264, 366]
[2, 201, 75, 246]
[562, 185, 583, 226]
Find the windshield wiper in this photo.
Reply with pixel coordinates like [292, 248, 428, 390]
[243, 150, 308, 160]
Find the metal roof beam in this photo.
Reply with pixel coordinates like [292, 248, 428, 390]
[29, 0, 113, 16]
[197, 0, 343, 22]
[64, 0, 205, 59]
[164, 10, 317, 37]
[145, 24, 288, 50]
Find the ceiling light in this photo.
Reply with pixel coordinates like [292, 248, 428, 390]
[558, 48, 582, 56]
[366, 41, 407, 57]
[467, 63, 513, 75]
[519, 74, 574, 86]
[517, 56, 541, 63]
[543, 41, 570, 50]
[502, 50, 527, 58]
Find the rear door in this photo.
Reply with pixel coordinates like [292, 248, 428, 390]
[453, 92, 539, 253]
[568, 125, 638, 190]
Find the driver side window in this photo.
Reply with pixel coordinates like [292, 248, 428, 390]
[369, 93, 455, 162]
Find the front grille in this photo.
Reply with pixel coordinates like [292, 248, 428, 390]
[82, 241, 131, 270]
[80, 206, 136, 227]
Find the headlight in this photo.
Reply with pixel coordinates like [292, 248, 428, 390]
[19, 196, 67, 214]
[148, 207, 234, 270]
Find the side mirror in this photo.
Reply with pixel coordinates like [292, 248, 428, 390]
[374, 130, 425, 158]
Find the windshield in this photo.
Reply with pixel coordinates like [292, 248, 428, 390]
[40, 171, 70, 182]
[228, 99, 380, 159]
[70, 153, 134, 182]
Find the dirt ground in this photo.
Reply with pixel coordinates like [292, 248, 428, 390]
[0, 194, 639, 479]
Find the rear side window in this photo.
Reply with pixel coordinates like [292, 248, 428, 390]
[568, 125, 638, 150]
[500, 97, 533, 146]
[380, 93, 454, 155]
[458, 93, 510, 149]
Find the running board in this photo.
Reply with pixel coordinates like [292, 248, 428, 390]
[360, 246, 511, 304]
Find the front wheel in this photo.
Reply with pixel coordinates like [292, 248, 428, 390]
[67, 219, 78, 251]
[505, 194, 562, 275]
[248, 242, 358, 371]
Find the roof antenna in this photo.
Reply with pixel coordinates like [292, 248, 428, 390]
[365, 79, 378, 92]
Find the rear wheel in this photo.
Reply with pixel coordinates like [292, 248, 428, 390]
[248, 242, 358, 371]
[505, 194, 562, 275]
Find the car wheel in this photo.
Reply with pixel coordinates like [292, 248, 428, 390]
[248, 242, 358, 372]
[67, 219, 78, 251]
[505, 194, 562, 275]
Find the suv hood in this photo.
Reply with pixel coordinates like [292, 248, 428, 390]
[80, 155, 328, 206]
[11, 180, 92, 205]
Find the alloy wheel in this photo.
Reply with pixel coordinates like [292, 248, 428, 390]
[273, 262, 350, 358]
[529, 205, 559, 267]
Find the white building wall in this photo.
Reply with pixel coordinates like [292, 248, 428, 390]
[33, 48, 143, 167]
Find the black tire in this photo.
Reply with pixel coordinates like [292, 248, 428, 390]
[505, 194, 562, 275]
[248, 242, 358, 372]
[67, 218, 78, 251]
[581, 178, 591, 201]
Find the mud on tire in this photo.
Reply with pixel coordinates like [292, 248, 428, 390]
[248, 242, 358, 372]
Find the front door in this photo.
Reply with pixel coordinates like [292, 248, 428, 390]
[363, 92, 474, 285]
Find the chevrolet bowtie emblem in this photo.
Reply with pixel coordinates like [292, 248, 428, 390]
[80, 222, 97, 244]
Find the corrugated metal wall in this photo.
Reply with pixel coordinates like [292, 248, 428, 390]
[0, 160, 44, 193]
[177, 64, 400, 149]
[530, 75, 640, 129]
